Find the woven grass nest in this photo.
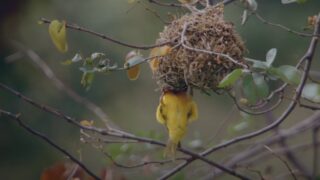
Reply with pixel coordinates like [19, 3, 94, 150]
[152, 5, 247, 93]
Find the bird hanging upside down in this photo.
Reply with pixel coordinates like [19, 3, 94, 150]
[156, 91, 198, 158]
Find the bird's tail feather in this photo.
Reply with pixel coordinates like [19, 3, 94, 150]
[164, 139, 178, 159]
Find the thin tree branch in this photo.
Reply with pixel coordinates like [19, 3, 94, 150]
[148, 0, 182, 7]
[159, 13, 320, 180]
[243, 142, 320, 169]
[212, 111, 320, 178]
[40, 18, 171, 50]
[312, 127, 319, 178]
[227, 91, 283, 115]
[254, 13, 317, 38]
[264, 145, 298, 180]
[9, 40, 120, 131]
[265, 111, 311, 178]
[0, 109, 100, 180]
[223, 0, 238, 5]
[299, 102, 320, 111]
[278, 136, 311, 178]
[0, 83, 250, 180]
[102, 150, 185, 169]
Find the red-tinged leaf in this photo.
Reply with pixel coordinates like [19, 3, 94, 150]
[41, 162, 85, 180]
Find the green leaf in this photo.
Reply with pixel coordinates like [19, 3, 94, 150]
[218, 69, 243, 88]
[265, 48, 277, 67]
[242, 74, 258, 104]
[48, 20, 68, 53]
[302, 83, 320, 103]
[253, 73, 269, 99]
[277, 65, 302, 85]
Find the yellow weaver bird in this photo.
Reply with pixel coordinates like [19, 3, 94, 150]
[156, 91, 198, 158]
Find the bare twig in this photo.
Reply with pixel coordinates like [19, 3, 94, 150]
[227, 91, 283, 115]
[80, 131, 185, 169]
[212, 111, 320, 178]
[312, 127, 319, 178]
[102, 150, 185, 169]
[265, 111, 311, 178]
[235, 165, 265, 180]
[180, 22, 249, 69]
[223, 0, 238, 5]
[254, 13, 317, 38]
[0, 109, 100, 180]
[299, 102, 320, 111]
[264, 145, 298, 180]
[147, 0, 182, 7]
[244, 142, 320, 168]
[159, 13, 320, 180]
[9, 41, 119, 130]
[278, 136, 311, 178]
[40, 18, 171, 50]
[0, 83, 250, 180]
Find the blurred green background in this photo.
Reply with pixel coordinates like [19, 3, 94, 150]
[0, 0, 319, 179]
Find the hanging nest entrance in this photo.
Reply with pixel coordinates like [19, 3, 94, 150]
[151, 5, 247, 93]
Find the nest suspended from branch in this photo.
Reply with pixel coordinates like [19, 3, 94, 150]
[152, 5, 247, 93]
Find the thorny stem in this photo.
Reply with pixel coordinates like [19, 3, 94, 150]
[159, 13, 320, 180]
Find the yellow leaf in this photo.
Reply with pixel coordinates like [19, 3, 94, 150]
[48, 20, 68, 53]
[125, 50, 141, 80]
[128, 0, 136, 3]
[80, 120, 94, 127]
[127, 66, 140, 80]
[149, 45, 172, 73]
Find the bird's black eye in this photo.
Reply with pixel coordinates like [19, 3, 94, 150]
[187, 110, 192, 119]
[160, 107, 168, 121]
